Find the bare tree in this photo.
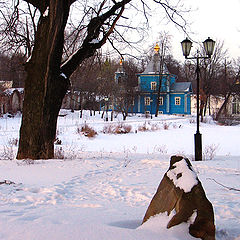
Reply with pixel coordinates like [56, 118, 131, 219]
[155, 32, 171, 117]
[0, 1, 37, 58]
[215, 60, 240, 121]
[0, 53, 26, 87]
[114, 59, 139, 120]
[1, 0, 188, 159]
[199, 41, 227, 119]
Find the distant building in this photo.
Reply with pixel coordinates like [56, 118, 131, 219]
[0, 81, 13, 89]
[0, 88, 24, 115]
[114, 44, 192, 115]
[216, 94, 240, 125]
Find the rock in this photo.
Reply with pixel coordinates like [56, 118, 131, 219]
[142, 155, 215, 240]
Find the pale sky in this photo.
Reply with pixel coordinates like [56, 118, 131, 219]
[147, 0, 240, 61]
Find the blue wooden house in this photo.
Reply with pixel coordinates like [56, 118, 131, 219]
[115, 44, 192, 115]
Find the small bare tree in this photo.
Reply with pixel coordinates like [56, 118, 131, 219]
[199, 40, 227, 119]
[155, 32, 171, 117]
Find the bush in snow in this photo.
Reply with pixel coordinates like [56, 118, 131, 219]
[138, 121, 151, 132]
[115, 123, 132, 134]
[54, 145, 82, 160]
[103, 123, 132, 134]
[138, 121, 162, 132]
[151, 123, 160, 131]
[102, 124, 115, 134]
[77, 123, 97, 138]
[163, 122, 170, 130]
[8, 138, 18, 146]
[55, 147, 65, 159]
[153, 144, 168, 154]
[0, 145, 15, 160]
[203, 144, 219, 160]
[0, 138, 18, 160]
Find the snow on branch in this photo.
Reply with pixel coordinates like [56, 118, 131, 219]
[43, 7, 49, 17]
[89, 39, 100, 44]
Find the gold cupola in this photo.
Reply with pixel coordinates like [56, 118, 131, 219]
[120, 57, 123, 65]
[154, 43, 160, 53]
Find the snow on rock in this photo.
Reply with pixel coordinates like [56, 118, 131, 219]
[167, 158, 198, 193]
[140, 211, 197, 240]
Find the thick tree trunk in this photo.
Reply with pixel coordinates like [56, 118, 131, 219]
[17, 1, 70, 159]
[17, 0, 129, 159]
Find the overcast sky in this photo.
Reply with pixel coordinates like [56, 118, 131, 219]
[147, 0, 240, 61]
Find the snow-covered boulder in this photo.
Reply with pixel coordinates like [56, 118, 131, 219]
[142, 155, 215, 240]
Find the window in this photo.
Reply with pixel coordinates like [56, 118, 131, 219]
[145, 97, 151, 105]
[138, 76, 141, 84]
[175, 97, 181, 105]
[151, 82, 157, 90]
[159, 97, 164, 105]
[232, 97, 240, 114]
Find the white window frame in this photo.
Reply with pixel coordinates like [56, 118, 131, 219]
[232, 96, 240, 114]
[175, 97, 181, 105]
[159, 97, 164, 105]
[151, 81, 157, 90]
[145, 97, 151, 105]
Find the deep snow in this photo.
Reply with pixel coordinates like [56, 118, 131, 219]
[0, 110, 239, 240]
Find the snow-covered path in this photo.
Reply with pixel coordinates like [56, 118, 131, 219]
[0, 153, 240, 239]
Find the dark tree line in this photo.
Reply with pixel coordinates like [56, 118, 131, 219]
[0, 54, 25, 87]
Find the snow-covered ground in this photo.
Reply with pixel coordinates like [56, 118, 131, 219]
[0, 110, 239, 240]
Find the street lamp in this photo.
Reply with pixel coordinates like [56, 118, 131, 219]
[150, 99, 153, 119]
[181, 37, 215, 161]
[105, 97, 109, 121]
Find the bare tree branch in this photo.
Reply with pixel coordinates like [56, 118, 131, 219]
[23, 0, 48, 13]
[153, 0, 188, 33]
[207, 178, 240, 192]
[61, 0, 131, 77]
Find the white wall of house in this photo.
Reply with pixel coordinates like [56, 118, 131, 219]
[191, 95, 224, 116]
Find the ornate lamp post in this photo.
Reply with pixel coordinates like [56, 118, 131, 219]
[181, 37, 215, 161]
[105, 97, 109, 121]
[150, 99, 153, 119]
